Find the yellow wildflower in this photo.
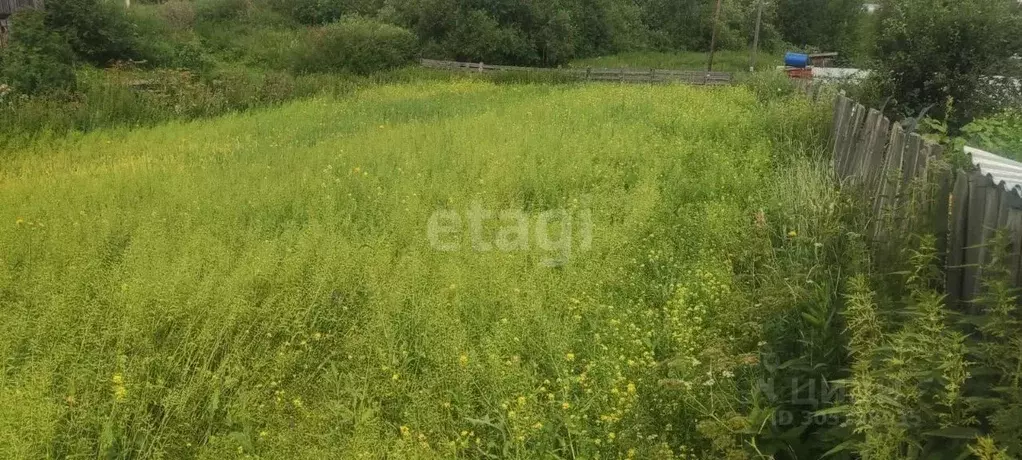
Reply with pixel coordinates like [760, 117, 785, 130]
[565, 353, 575, 362]
[458, 354, 469, 367]
[788, 230, 797, 238]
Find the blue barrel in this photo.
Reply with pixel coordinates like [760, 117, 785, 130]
[784, 52, 810, 68]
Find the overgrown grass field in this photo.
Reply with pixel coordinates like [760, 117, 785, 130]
[0, 81, 829, 458]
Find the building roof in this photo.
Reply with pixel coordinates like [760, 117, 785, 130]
[966, 146, 1022, 195]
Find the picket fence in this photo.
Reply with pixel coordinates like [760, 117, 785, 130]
[831, 94, 1022, 309]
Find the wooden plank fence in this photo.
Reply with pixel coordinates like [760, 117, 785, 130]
[832, 94, 1022, 308]
[1, 0, 43, 48]
[0, 0, 42, 18]
[420, 59, 734, 85]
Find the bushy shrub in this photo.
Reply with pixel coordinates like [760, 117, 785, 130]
[419, 9, 537, 65]
[44, 0, 141, 65]
[266, 0, 380, 25]
[158, 0, 197, 29]
[127, 7, 210, 70]
[291, 17, 417, 75]
[0, 11, 77, 95]
[775, 0, 865, 56]
[279, 0, 344, 25]
[741, 69, 798, 102]
[870, 0, 1022, 127]
[961, 110, 1022, 159]
[193, 0, 249, 23]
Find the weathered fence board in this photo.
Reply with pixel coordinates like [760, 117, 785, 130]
[830, 94, 1022, 307]
[1012, 196, 1022, 286]
[835, 101, 855, 176]
[863, 117, 890, 192]
[962, 172, 989, 307]
[875, 124, 908, 237]
[947, 172, 970, 305]
[930, 144, 950, 263]
[831, 96, 850, 163]
[0, 0, 41, 18]
[847, 107, 877, 178]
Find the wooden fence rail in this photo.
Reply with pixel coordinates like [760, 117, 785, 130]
[831, 94, 1022, 308]
[0, 0, 42, 18]
[420, 59, 734, 85]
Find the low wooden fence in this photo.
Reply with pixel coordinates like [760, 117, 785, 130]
[420, 59, 734, 85]
[1, 0, 44, 48]
[0, 0, 42, 18]
[831, 94, 1022, 308]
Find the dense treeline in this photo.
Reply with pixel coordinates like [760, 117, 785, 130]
[5, 0, 873, 70]
[259, 0, 872, 65]
[0, 0, 1019, 138]
[867, 0, 1022, 126]
[0, 0, 866, 135]
[258, 0, 783, 65]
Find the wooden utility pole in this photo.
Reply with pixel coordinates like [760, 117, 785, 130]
[707, 0, 724, 72]
[749, 0, 764, 72]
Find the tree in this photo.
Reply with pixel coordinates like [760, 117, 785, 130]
[775, 0, 863, 54]
[1, 11, 77, 95]
[44, 0, 140, 65]
[871, 0, 1022, 127]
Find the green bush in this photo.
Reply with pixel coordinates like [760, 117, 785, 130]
[291, 17, 417, 75]
[279, 0, 344, 25]
[961, 110, 1022, 159]
[193, 0, 249, 23]
[0, 11, 77, 95]
[741, 69, 798, 102]
[157, 0, 197, 29]
[127, 7, 211, 70]
[266, 0, 381, 25]
[45, 0, 141, 65]
[775, 0, 866, 56]
[422, 9, 537, 65]
[871, 0, 1022, 127]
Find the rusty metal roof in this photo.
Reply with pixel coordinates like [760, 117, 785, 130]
[966, 146, 1022, 195]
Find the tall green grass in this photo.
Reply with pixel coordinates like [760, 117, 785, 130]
[0, 80, 828, 458]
